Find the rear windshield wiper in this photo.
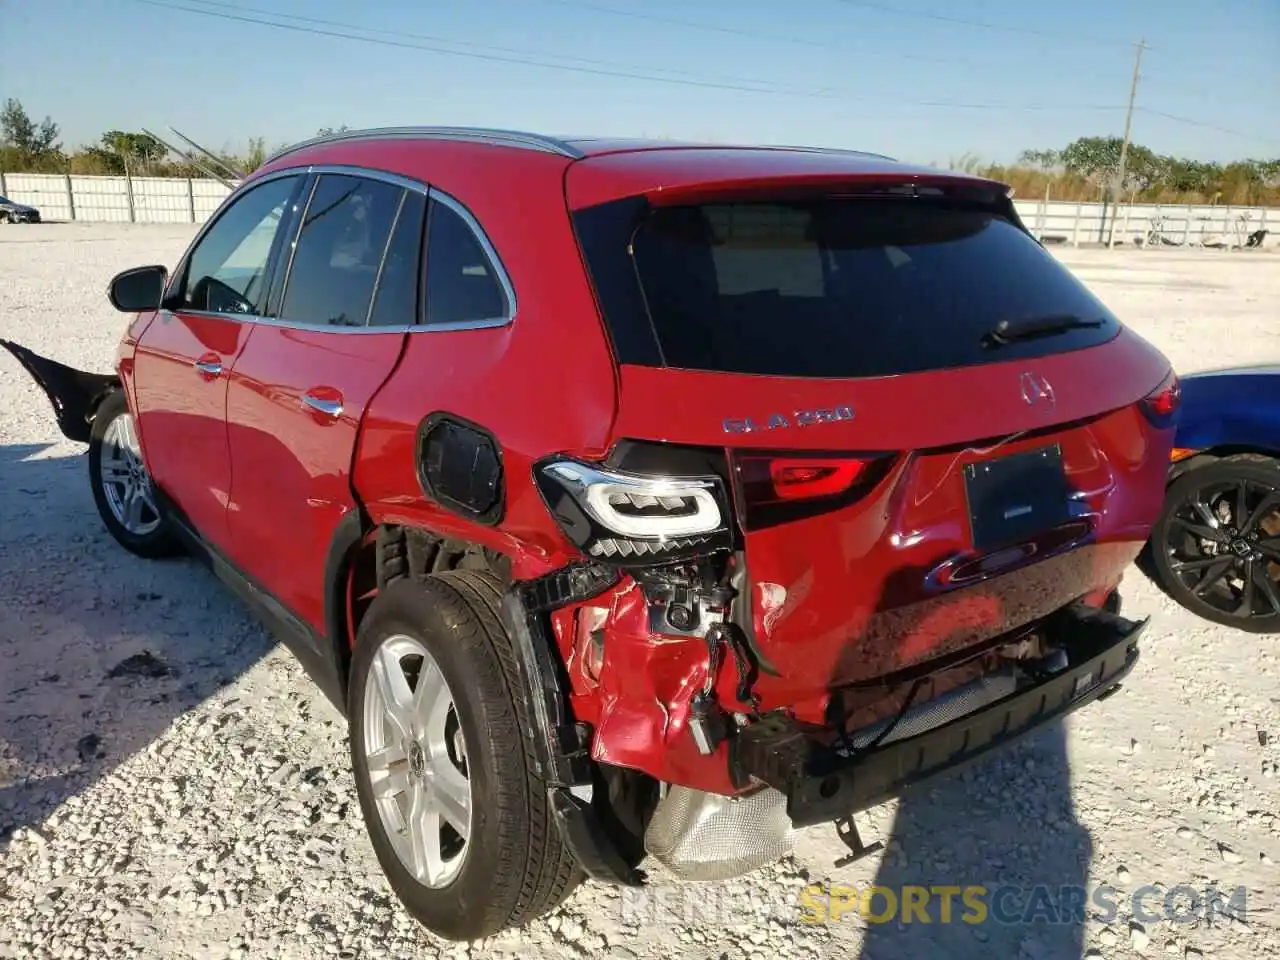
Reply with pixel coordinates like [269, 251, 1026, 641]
[980, 314, 1106, 348]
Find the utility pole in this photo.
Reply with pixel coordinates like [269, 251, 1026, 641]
[1109, 38, 1145, 248]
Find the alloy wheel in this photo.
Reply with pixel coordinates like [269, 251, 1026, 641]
[1162, 477, 1280, 621]
[99, 412, 162, 537]
[362, 634, 472, 888]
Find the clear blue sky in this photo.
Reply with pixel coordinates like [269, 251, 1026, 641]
[3, 0, 1277, 164]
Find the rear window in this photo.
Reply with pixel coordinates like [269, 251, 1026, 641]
[609, 198, 1120, 378]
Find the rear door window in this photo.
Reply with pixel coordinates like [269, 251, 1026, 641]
[626, 199, 1120, 378]
[278, 174, 402, 327]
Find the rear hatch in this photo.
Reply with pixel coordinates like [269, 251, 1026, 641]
[566, 156, 1175, 708]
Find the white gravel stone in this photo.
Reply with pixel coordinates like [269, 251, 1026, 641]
[2, 228, 1279, 960]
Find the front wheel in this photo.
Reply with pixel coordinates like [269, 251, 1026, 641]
[347, 571, 582, 941]
[1143, 454, 1280, 632]
[87, 390, 181, 558]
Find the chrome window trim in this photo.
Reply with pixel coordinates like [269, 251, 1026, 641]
[307, 163, 430, 197]
[166, 162, 517, 335]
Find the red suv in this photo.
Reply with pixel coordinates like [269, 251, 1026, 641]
[5, 127, 1180, 941]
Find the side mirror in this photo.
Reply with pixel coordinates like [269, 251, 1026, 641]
[107, 265, 169, 313]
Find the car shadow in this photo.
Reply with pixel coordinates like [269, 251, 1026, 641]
[858, 723, 1091, 959]
[0, 442, 276, 847]
[821, 556, 1099, 960]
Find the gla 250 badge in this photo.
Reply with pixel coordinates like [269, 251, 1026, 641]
[722, 405, 855, 434]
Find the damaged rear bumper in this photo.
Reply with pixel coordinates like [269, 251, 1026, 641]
[734, 604, 1145, 828]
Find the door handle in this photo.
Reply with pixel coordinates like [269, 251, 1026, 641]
[301, 391, 344, 419]
[193, 358, 222, 377]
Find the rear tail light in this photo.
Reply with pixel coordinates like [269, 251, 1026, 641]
[733, 452, 897, 529]
[1139, 370, 1180, 429]
[534, 457, 733, 564]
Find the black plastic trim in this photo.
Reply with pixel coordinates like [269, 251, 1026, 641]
[414, 411, 505, 526]
[262, 172, 319, 319]
[322, 511, 369, 698]
[500, 566, 644, 885]
[735, 605, 1146, 828]
[548, 788, 645, 887]
[0, 339, 121, 444]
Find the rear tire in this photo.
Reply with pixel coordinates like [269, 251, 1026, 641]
[347, 572, 583, 941]
[1142, 454, 1280, 633]
[87, 390, 181, 559]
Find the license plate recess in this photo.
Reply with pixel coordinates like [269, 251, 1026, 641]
[963, 444, 1071, 552]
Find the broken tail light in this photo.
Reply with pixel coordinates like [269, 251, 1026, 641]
[733, 452, 898, 530]
[1138, 370, 1181, 429]
[535, 457, 733, 564]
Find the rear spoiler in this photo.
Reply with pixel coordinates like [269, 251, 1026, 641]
[640, 171, 1013, 209]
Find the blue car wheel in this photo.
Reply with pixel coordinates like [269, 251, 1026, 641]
[1144, 453, 1280, 633]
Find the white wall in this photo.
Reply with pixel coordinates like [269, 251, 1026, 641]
[0, 172, 234, 224]
[1, 171, 1276, 247]
[1014, 196, 1275, 248]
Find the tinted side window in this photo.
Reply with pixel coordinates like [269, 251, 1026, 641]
[180, 175, 299, 315]
[423, 199, 508, 326]
[279, 174, 402, 327]
[368, 191, 426, 328]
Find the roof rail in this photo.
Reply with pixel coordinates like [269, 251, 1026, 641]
[262, 126, 586, 166]
[769, 144, 897, 162]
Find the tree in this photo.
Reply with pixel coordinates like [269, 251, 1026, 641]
[100, 130, 165, 177]
[239, 137, 268, 173]
[1016, 148, 1061, 170]
[1057, 135, 1162, 192]
[1, 98, 61, 159]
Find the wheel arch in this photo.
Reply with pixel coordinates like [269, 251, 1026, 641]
[1168, 444, 1280, 485]
[323, 516, 514, 706]
[327, 519, 654, 886]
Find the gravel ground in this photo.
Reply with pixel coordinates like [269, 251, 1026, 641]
[1, 223, 1278, 960]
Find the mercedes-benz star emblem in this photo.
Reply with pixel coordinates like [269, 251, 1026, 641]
[1020, 372, 1056, 407]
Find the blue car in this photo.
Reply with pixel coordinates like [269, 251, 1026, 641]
[1139, 364, 1280, 632]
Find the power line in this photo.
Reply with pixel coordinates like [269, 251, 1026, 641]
[134, 0, 1126, 113]
[1136, 107, 1280, 147]
[831, 0, 1131, 49]
[177, 0, 840, 96]
[534, 0, 997, 72]
[545, 0, 1278, 147]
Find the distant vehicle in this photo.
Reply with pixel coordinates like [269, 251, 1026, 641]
[3, 126, 1178, 941]
[1139, 365, 1280, 632]
[0, 195, 41, 223]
